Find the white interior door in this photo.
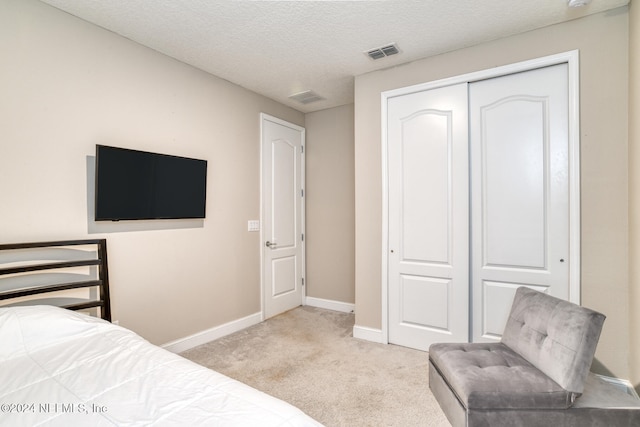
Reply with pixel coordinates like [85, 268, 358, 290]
[387, 83, 469, 350]
[385, 58, 576, 351]
[469, 64, 570, 342]
[261, 114, 305, 319]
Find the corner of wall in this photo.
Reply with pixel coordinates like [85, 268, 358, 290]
[628, 0, 640, 394]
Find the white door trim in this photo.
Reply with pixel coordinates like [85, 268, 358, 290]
[260, 113, 306, 321]
[381, 50, 580, 345]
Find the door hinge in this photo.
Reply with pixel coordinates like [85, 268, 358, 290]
[301, 233, 304, 241]
[301, 189, 304, 197]
[302, 277, 305, 286]
[301, 145, 304, 154]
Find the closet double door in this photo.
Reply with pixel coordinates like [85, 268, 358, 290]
[387, 64, 571, 350]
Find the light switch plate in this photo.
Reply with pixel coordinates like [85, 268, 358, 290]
[248, 220, 260, 232]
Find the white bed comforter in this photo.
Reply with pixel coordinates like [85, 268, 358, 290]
[0, 306, 322, 426]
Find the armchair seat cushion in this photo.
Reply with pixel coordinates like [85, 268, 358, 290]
[429, 342, 573, 410]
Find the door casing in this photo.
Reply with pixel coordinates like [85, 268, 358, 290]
[381, 50, 581, 345]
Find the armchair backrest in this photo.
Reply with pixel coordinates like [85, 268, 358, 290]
[501, 287, 605, 396]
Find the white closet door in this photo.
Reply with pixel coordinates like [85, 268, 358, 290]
[387, 83, 469, 350]
[469, 64, 570, 342]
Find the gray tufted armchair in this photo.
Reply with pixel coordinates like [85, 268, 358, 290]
[428, 287, 640, 426]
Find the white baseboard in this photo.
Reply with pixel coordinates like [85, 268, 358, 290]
[353, 325, 385, 344]
[162, 312, 262, 354]
[305, 296, 354, 313]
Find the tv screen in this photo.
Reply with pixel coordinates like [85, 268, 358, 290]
[95, 145, 207, 221]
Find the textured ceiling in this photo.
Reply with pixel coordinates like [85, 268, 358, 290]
[38, 0, 628, 113]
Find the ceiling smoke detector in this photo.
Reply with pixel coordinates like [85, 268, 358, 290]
[366, 43, 400, 60]
[289, 90, 325, 105]
[567, 0, 591, 7]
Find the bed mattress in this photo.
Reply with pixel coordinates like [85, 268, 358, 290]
[0, 306, 322, 426]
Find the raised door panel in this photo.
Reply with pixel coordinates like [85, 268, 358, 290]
[401, 112, 451, 265]
[482, 97, 547, 269]
[272, 140, 297, 249]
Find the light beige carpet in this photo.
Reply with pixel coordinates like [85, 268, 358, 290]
[181, 306, 450, 427]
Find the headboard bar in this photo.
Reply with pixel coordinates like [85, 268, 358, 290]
[97, 239, 111, 321]
[0, 239, 111, 321]
[0, 279, 102, 300]
[0, 239, 107, 251]
[0, 259, 101, 276]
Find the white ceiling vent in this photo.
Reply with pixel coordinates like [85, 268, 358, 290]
[289, 90, 325, 105]
[366, 43, 400, 60]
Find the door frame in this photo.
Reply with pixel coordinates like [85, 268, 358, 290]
[380, 50, 581, 345]
[259, 113, 306, 321]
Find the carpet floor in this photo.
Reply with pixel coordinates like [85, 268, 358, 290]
[181, 306, 450, 426]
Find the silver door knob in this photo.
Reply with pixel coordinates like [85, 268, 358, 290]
[266, 241, 277, 248]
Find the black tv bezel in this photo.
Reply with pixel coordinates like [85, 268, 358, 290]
[94, 144, 207, 222]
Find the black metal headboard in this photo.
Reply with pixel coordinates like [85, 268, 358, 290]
[0, 239, 111, 321]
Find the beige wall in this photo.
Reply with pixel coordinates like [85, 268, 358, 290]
[354, 9, 631, 378]
[629, 0, 640, 392]
[305, 104, 355, 305]
[0, 0, 304, 345]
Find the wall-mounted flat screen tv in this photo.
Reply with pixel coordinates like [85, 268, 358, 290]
[95, 145, 207, 221]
